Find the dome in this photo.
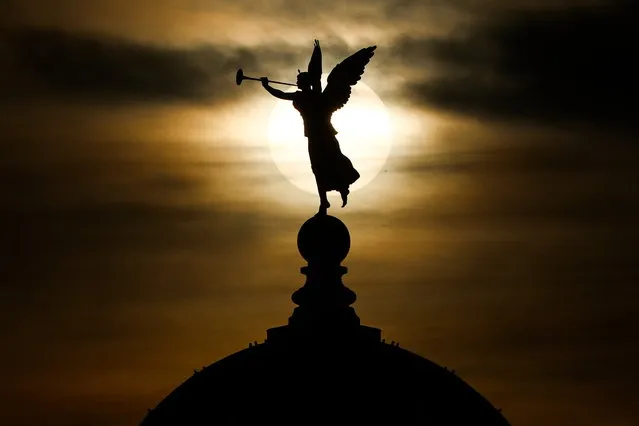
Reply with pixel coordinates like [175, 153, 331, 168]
[140, 216, 510, 425]
[141, 339, 508, 425]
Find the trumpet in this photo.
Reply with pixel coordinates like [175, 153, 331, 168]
[235, 68, 297, 87]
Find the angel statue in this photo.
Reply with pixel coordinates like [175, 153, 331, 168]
[261, 40, 377, 215]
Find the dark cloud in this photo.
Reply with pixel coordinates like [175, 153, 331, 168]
[2, 27, 305, 104]
[399, 2, 638, 132]
[0, 27, 368, 105]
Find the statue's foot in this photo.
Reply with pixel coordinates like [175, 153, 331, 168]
[317, 200, 330, 216]
[340, 189, 349, 208]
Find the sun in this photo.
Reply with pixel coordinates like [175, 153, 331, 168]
[267, 77, 392, 194]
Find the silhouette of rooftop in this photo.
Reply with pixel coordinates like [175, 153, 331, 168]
[140, 214, 510, 425]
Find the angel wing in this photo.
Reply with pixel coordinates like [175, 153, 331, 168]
[307, 39, 322, 93]
[322, 45, 377, 113]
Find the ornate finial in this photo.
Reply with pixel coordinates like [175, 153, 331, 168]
[266, 215, 381, 344]
[286, 215, 359, 332]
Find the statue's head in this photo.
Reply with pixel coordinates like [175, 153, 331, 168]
[296, 71, 311, 91]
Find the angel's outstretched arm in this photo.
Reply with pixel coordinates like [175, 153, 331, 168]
[262, 77, 297, 100]
[308, 39, 322, 93]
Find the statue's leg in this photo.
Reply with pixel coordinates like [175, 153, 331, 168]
[339, 188, 349, 208]
[315, 177, 330, 215]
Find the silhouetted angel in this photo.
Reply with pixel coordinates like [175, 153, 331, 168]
[262, 40, 377, 215]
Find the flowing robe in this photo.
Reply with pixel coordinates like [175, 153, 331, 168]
[292, 91, 360, 192]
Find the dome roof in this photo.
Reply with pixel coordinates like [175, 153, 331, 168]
[140, 216, 510, 425]
[141, 336, 508, 425]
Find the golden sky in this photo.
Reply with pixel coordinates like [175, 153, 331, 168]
[1, 1, 638, 425]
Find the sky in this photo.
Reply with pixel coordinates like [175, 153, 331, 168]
[1, 0, 638, 425]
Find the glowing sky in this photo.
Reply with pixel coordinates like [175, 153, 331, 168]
[1, 1, 638, 425]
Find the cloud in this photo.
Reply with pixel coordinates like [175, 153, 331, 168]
[1, 26, 376, 106]
[399, 2, 637, 132]
[2, 27, 305, 104]
[1, 26, 393, 107]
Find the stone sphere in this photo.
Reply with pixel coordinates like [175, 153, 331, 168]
[297, 215, 350, 264]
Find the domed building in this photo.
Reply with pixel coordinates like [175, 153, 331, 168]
[140, 215, 510, 425]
